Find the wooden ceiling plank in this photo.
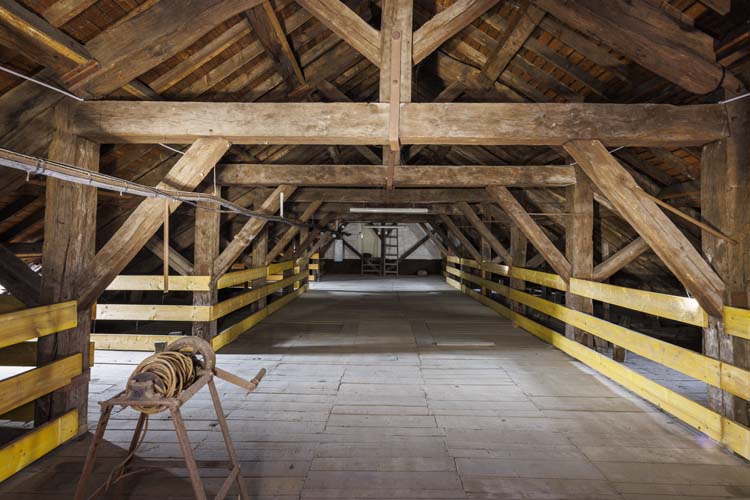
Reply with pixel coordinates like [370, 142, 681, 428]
[412, 0, 500, 64]
[564, 139, 725, 316]
[296, 0, 381, 66]
[42, 0, 97, 27]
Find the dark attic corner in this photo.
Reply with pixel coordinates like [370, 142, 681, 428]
[0, 0, 748, 498]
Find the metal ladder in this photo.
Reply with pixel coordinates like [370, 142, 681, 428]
[383, 226, 399, 277]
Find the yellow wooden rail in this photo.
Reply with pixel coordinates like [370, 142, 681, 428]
[0, 409, 78, 483]
[445, 275, 750, 461]
[0, 301, 77, 349]
[446, 256, 747, 338]
[0, 354, 83, 415]
[445, 265, 750, 401]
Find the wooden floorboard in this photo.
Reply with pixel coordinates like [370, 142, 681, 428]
[1, 275, 748, 499]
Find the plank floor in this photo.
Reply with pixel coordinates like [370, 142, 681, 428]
[2, 275, 750, 499]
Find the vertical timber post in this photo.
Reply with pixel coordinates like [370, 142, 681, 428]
[510, 224, 527, 319]
[565, 166, 595, 347]
[193, 185, 220, 339]
[701, 94, 750, 426]
[251, 228, 269, 312]
[35, 101, 99, 433]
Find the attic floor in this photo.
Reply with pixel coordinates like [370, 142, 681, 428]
[2, 275, 750, 499]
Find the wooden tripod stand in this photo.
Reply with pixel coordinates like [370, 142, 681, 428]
[74, 371, 255, 500]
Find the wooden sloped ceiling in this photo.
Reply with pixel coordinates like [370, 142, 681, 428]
[0, 0, 748, 294]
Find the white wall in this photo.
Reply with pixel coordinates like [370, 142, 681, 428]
[323, 223, 441, 260]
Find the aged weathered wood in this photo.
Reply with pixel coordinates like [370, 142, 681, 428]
[480, 2, 544, 86]
[412, 0, 499, 64]
[145, 238, 194, 276]
[214, 185, 298, 278]
[510, 223, 527, 315]
[293, 188, 491, 203]
[296, 0, 381, 66]
[532, 0, 733, 94]
[564, 167, 594, 345]
[487, 186, 571, 281]
[701, 94, 750, 426]
[71, 101, 729, 146]
[217, 164, 575, 187]
[245, 2, 305, 85]
[78, 138, 231, 309]
[592, 237, 650, 282]
[456, 202, 511, 263]
[565, 139, 725, 317]
[35, 101, 98, 432]
[41, 0, 98, 27]
[265, 201, 322, 264]
[438, 214, 483, 262]
[0, 243, 41, 306]
[193, 187, 221, 339]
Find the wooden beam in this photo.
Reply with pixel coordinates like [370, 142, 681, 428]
[192, 186, 221, 339]
[480, 2, 544, 87]
[564, 167, 594, 344]
[456, 202, 511, 263]
[487, 186, 571, 280]
[245, 2, 305, 84]
[35, 101, 97, 432]
[78, 138, 230, 309]
[592, 237, 650, 282]
[145, 238, 194, 276]
[265, 200, 322, 264]
[398, 234, 430, 263]
[0, 0, 91, 71]
[214, 185, 297, 278]
[314, 80, 382, 164]
[418, 222, 449, 257]
[71, 101, 729, 147]
[701, 93, 750, 425]
[42, 0, 97, 27]
[532, 0, 734, 94]
[564, 139, 725, 317]
[217, 164, 575, 187]
[439, 214, 483, 262]
[0, 243, 41, 306]
[412, 0, 500, 64]
[293, 188, 492, 203]
[296, 0, 381, 66]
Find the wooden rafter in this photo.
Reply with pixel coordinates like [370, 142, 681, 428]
[592, 237, 650, 282]
[296, 0, 381, 66]
[564, 139, 725, 316]
[265, 200, 323, 264]
[455, 202, 511, 264]
[438, 214, 483, 262]
[78, 138, 231, 309]
[0, 243, 41, 306]
[245, 2, 305, 85]
[487, 185, 571, 280]
[214, 185, 298, 278]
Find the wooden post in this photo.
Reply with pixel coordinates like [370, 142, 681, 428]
[251, 228, 268, 312]
[565, 167, 595, 347]
[481, 237, 491, 297]
[193, 186, 220, 339]
[510, 223, 527, 318]
[35, 101, 98, 433]
[701, 94, 750, 426]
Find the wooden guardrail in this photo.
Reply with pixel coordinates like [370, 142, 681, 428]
[92, 259, 309, 351]
[0, 301, 81, 482]
[444, 256, 750, 460]
[309, 252, 320, 282]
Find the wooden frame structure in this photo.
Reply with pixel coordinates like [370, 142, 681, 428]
[0, 0, 749, 485]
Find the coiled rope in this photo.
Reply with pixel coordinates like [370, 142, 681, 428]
[129, 350, 199, 414]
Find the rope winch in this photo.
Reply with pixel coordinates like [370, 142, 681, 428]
[75, 337, 264, 500]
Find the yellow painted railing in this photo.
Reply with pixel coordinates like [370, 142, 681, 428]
[0, 301, 82, 482]
[92, 260, 309, 351]
[445, 257, 750, 460]
[309, 252, 320, 281]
